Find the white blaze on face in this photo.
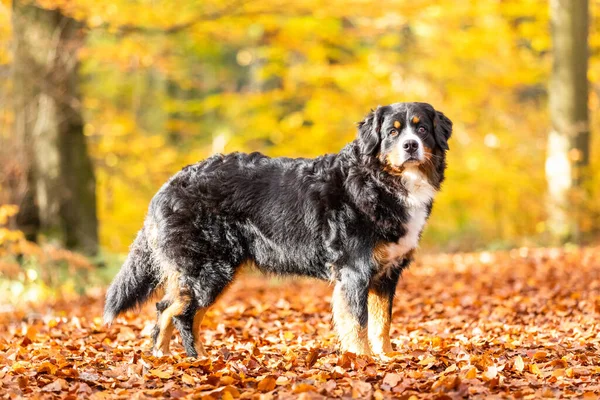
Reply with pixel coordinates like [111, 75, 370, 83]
[388, 126, 424, 168]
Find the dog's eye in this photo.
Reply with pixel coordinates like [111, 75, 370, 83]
[389, 129, 399, 137]
[417, 126, 427, 134]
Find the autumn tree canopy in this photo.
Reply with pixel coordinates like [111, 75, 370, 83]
[0, 0, 598, 251]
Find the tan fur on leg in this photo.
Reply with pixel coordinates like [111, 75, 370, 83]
[153, 277, 186, 357]
[367, 290, 393, 355]
[192, 308, 208, 357]
[331, 284, 371, 355]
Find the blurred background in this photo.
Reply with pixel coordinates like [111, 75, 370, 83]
[0, 0, 598, 298]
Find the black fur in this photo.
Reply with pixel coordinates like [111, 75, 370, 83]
[103, 229, 160, 324]
[104, 102, 452, 356]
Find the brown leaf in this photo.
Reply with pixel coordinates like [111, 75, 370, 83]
[352, 381, 372, 398]
[320, 380, 336, 394]
[77, 382, 93, 395]
[17, 376, 28, 389]
[305, 348, 321, 368]
[42, 379, 67, 392]
[382, 372, 402, 388]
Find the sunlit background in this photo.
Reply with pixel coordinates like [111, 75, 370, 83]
[1, 5, 600, 398]
[0, 0, 599, 293]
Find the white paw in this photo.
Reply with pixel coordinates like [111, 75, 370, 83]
[152, 348, 170, 357]
[375, 353, 393, 362]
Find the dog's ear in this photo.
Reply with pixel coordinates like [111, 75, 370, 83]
[433, 110, 453, 151]
[357, 105, 388, 156]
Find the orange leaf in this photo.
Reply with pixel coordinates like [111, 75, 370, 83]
[149, 369, 172, 379]
[293, 383, 317, 393]
[257, 376, 277, 392]
[418, 356, 436, 365]
[464, 367, 477, 379]
[37, 362, 58, 375]
[220, 375, 236, 385]
[182, 374, 195, 385]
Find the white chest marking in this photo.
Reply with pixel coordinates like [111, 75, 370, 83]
[377, 168, 436, 267]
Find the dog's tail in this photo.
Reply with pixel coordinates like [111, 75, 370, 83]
[103, 227, 159, 324]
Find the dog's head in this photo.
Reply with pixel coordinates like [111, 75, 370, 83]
[357, 102, 452, 181]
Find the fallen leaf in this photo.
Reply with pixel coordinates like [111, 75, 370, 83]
[483, 365, 498, 380]
[464, 367, 477, 379]
[182, 374, 195, 385]
[305, 348, 321, 368]
[149, 369, 172, 379]
[514, 355, 525, 372]
[352, 380, 372, 398]
[293, 383, 317, 393]
[37, 361, 58, 375]
[418, 356, 436, 365]
[42, 379, 66, 392]
[257, 376, 277, 392]
[382, 372, 402, 388]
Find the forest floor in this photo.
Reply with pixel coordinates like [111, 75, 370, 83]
[1, 247, 600, 399]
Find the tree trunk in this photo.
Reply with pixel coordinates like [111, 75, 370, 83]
[546, 0, 589, 243]
[12, 0, 98, 254]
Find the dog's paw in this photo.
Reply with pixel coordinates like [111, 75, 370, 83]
[374, 351, 403, 363]
[152, 348, 171, 357]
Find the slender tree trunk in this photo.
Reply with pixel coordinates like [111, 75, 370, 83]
[12, 0, 98, 254]
[546, 0, 589, 243]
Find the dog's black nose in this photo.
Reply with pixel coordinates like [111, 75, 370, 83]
[403, 139, 419, 154]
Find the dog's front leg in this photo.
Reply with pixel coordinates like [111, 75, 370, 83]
[331, 267, 371, 355]
[367, 268, 401, 355]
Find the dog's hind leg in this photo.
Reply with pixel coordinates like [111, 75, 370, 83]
[174, 262, 239, 357]
[170, 286, 202, 357]
[192, 308, 208, 356]
[151, 299, 171, 351]
[153, 252, 240, 357]
[152, 296, 184, 357]
[152, 272, 189, 357]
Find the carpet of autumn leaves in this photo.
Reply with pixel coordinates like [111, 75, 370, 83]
[1, 247, 600, 399]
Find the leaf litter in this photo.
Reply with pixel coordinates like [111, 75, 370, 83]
[1, 246, 599, 398]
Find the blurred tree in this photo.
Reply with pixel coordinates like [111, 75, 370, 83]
[12, 0, 98, 254]
[546, 0, 590, 243]
[2, 0, 598, 252]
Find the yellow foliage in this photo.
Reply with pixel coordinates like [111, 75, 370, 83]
[0, 205, 19, 226]
[0, 205, 92, 293]
[2, 1, 600, 251]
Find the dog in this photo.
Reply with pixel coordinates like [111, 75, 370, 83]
[104, 102, 452, 357]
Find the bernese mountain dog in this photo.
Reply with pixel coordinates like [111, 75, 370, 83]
[104, 102, 452, 358]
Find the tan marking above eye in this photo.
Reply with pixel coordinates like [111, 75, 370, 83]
[411, 116, 420, 124]
[393, 120, 401, 129]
